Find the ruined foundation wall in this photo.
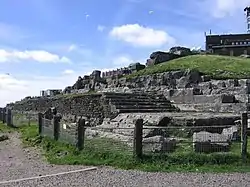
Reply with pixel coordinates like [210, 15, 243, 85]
[11, 94, 105, 125]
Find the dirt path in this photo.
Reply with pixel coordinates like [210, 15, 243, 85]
[0, 132, 90, 182]
[1, 132, 250, 187]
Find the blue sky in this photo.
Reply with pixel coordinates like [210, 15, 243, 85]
[0, 0, 249, 106]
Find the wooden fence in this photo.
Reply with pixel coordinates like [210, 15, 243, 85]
[0, 108, 249, 161]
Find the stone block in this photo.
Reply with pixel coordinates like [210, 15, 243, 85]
[193, 131, 230, 153]
[221, 94, 236, 103]
[222, 125, 240, 141]
[143, 136, 176, 153]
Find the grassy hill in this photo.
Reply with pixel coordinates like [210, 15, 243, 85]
[127, 54, 250, 79]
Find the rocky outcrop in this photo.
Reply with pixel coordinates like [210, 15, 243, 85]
[146, 51, 180, 66]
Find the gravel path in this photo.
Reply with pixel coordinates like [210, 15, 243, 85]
[1, 132, 250, 187]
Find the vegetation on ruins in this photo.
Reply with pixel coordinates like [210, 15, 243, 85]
[127, 54, 250, 80]
[2, 121, 250, 173]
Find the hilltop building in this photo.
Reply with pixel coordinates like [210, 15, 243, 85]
[205, 7, 250, 57]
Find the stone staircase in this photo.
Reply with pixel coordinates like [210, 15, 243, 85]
[102, 92, 177, 113]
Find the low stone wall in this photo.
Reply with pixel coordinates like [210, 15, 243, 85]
[11, 94, 105, 126]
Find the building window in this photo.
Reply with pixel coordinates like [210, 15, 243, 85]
[236, 42, 238, 45]
[232, 42, 235, 45]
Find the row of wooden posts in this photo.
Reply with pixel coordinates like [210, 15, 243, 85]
[0, 108, 248, 161]
[0, 108, 12, 127]
[37, 113, 144, 158]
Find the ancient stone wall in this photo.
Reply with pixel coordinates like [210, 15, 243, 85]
[12, 94, 105, 125]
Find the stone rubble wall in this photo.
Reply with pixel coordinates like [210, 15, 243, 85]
[11, 94, 105, 126]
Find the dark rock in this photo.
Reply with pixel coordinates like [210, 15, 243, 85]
[0, 134, 8, 142]
[221, 94, 236, 103]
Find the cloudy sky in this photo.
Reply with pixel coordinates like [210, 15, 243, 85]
[0, 0, 249, 106]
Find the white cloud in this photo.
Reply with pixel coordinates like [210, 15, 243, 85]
[111, 55, 146, 68]
[0, 22, 34, 44]
[66, 44, 93, 58]
[0, 74, 28, 90]
[0, 72, 78, 107]
[149, 10, 154, 14]
[112, 56, 134, 66]
[62, 69, 75, 75]
[68, 44, 77, 52]
[109, 24, 175, 47]
[199, 0, 250, 18]
[97, 25, 105, 32]
[0, 49, 71, 63]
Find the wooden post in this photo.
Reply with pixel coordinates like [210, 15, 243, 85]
[53, 115, 61, 141]
[38, 113, 43, 135]
[241, 112, 248, 162]
[27, 114, 31, 126]
[6, 109, 12, 127]
[77, 118, 85, 151]
[2, 108, 6, 124]
[0, 108, 2, 121]
[133, 119, 143, 159]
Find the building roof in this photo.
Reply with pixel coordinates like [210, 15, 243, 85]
[206, 33, 250, 37]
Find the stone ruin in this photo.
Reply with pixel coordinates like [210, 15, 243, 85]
[63, 70, 107, 94]
[9, 45, 248, 154]
[53, 69, 250, 154]
[146, 46, 193, 66]
[11, 67, 249, 154]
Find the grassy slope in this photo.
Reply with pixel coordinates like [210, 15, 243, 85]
[127, 55, 250, 79]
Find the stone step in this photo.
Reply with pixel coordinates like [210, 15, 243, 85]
[103, 92, 149, 97]
[103, 92, 165, 98]
[104, 95, 165, 101]
[112, 101, 171, 106]
[118, 108, 176, 113]
[115, 105, 173, 110]
[174, 103, 247, 114]
[109, 98, 169, 103]
[110, 112, 240, 127]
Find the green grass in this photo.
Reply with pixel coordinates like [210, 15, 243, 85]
[0, 122, 17, 133]
[126, 54, 250, 79]
[13, 123, 250, 173]
[55, 90, 99, 99]
[1, 121, 250, 173]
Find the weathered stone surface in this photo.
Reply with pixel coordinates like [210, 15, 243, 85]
[0, 134, 8, 142]
[84, 128, 134, 147]
[222, 125, 240, 141]
[174, 103, 246, 114]
[221, 94, 237, 103]
[11, 94, 105, 126]
[193, 131, 230, 153]
[143, 136, 176, 153]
